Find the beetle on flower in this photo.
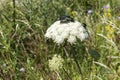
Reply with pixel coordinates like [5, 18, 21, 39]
[45, 16, 89, 44]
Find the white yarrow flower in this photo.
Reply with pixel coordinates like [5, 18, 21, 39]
[49, 54, 64, 71]
[45, 20, 88, 44]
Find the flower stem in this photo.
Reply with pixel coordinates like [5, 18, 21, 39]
[13, 0, 16, 28]
[73, 55, 83, 80]
[71, 44, 83, 80]
[63, 68, 72, 80]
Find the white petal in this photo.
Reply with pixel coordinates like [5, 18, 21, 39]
[67, 35, 76, 44]
[54, 36, 64, 44]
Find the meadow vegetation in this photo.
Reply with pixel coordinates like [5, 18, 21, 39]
[0, 0, 120, 80]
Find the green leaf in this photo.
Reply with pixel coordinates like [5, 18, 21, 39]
[88, 49, 100, 61]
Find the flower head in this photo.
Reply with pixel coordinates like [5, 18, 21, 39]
[87, 10, 93, 14]
[3, 63, 7, 67]
[48, 54, 64, 71]
[105, 25, 115, 39]
[103, 4, 110, 10]
[103, 4, 111, 18]
[71, 11, 78, 17]
[45, 18, 88, 45]
[19, 67, 25, 72]
[118, 16, 120, 20]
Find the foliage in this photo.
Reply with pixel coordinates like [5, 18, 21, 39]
[0, 0, 120, 80]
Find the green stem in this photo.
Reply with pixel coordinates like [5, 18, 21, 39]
[63, 68, 72, 80]
[71, 44, 83, 80]
[13, 0, 16, 28]
[73, 55, 83, 80]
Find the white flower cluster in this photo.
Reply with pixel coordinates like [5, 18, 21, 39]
[49, 54, 64, 71]
[45, 21, 88, 44]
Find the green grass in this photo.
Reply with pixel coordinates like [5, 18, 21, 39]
[0, 0, 120, 80]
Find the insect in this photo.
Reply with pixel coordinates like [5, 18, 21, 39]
[58, 15, 74, 23]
